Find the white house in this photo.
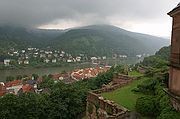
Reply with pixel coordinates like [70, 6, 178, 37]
[40, 54, 46, 58]
[4, 59, 11, 66]
[67, 59, 73, 63]
[6, 84, 23, 95]
[102, 56, 107, 60]
[18, 60, 23, 64]
[76, 57, 81, 62]
[24, 60, 29, 64]
[44, 59, 50, 63]
[136, 55, 142, 58]
[22, 50, 26, 53]
[52, 59, 57, 63]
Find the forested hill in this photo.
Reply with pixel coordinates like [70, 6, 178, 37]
[52, 25, 170, 56]
[0, 26, 63, 53]
[0, 25, 169, 56]
[140, 46, 170, 68]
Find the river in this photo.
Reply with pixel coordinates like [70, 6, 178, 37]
[0, 63, 91, 82]
[0, 58, 142, 82]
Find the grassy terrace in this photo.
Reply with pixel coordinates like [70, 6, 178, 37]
[82, 71, 154, 119]
[101, 71, 144, 110]
[128, 71, 144, 77]
[101, 71, 154, 119]
[101, 77, 146, 110]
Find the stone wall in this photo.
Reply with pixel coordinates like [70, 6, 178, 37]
[86, 74, 138, 119]
[168, 4, 180, 112]
[171, 97, 180, 112]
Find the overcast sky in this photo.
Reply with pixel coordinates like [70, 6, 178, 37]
[0, 0, 179, 37]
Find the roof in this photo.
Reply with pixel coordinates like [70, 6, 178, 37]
[71, 66, 111, 80]
[168, 2, 180, 16]
[51, 73, 69, 80]
[27, 80, 36, 85]
[5, 80, 23, 87]
[22, 85, 33, 92]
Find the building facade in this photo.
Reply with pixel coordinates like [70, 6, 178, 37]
[168, 3, 180, 111]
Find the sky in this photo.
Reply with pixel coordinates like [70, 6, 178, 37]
[0, 0, 179, 37]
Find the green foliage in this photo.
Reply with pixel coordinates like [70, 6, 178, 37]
[0, 94, 21, 119]
[139, 46, 170, 69]
[0, 93, 49, 119]
[6, 76, 15, 82]
[134, 78, 158, 95]
[88, 103, 94, 114]
[0, 65, 120, 119]
[39, 77, 55, 89]
[102, 77, 146, 110]
[0, 25, 168, 57]
[16, 75, 22, 80]
[32, 74, 39, 80]
[48, 83, 85, 119]
[154, 84, 172, 112]
[141, 56, 168, 68]
[136, 96, 158, 116]
[61, 70, 67, 74]
[106, 106, 113, 115]
[157, 109, 180, 119]
[155, 46, 170, 61]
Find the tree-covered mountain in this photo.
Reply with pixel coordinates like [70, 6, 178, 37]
[139, 46, 170, 68]
[0, 25, 169, 57]
[0, 26, 63, 54]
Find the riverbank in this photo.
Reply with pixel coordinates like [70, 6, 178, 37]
[0, 63, 92, 82]
[0, 61, 92, 70]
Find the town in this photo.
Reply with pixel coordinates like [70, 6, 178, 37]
[0, 47, 149, 68]
[0, 66, 111, 97]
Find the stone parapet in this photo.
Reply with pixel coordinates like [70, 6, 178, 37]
[86, 74, 138, 119]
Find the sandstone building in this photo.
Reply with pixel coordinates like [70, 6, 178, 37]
[168, 2, 180, 111]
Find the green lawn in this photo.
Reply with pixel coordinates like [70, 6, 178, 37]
[101, 77, 148, 111]
[128, 71, 144, 77]
[82, 116, 87, 119]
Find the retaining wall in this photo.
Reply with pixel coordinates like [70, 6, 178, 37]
[86, 74, 138, 119]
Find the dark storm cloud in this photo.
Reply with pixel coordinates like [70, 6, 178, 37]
[0, 0, 178, 27]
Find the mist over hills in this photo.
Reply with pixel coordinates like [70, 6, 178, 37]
[0, 25, 169, 57]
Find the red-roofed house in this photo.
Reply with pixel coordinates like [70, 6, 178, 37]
[51, 73, 69, 81]
[22, 84, 34, 92]
[6, 80, 23, 87]
[6, 80, 23, 95]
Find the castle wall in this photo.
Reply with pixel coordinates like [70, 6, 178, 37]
[86, 74, 138, 119]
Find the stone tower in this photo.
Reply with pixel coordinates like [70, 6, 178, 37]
[168, 2, 180, 111]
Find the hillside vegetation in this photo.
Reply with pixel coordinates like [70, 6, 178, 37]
[0, 25, 169, 57]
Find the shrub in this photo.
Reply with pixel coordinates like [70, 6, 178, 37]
[157, 109, 180, 119]
[135, 78, 158, 94]
[88, 103, 93, 114]
[136, 96, 158, 116]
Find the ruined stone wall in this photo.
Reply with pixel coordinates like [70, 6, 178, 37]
[86, 74, 138, 119]
[171, 97, 180, 112]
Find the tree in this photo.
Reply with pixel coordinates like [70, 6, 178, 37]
[16, 75, 22, 80]
[0, 94, 21, 119]
[157, 109, 180, 119]
[136, 96, 158, 116]
[39, 77, 54, 89]
[32, 73, 39, 80]
[6, 76, 15, 82]
[48, 83, 85, 119]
